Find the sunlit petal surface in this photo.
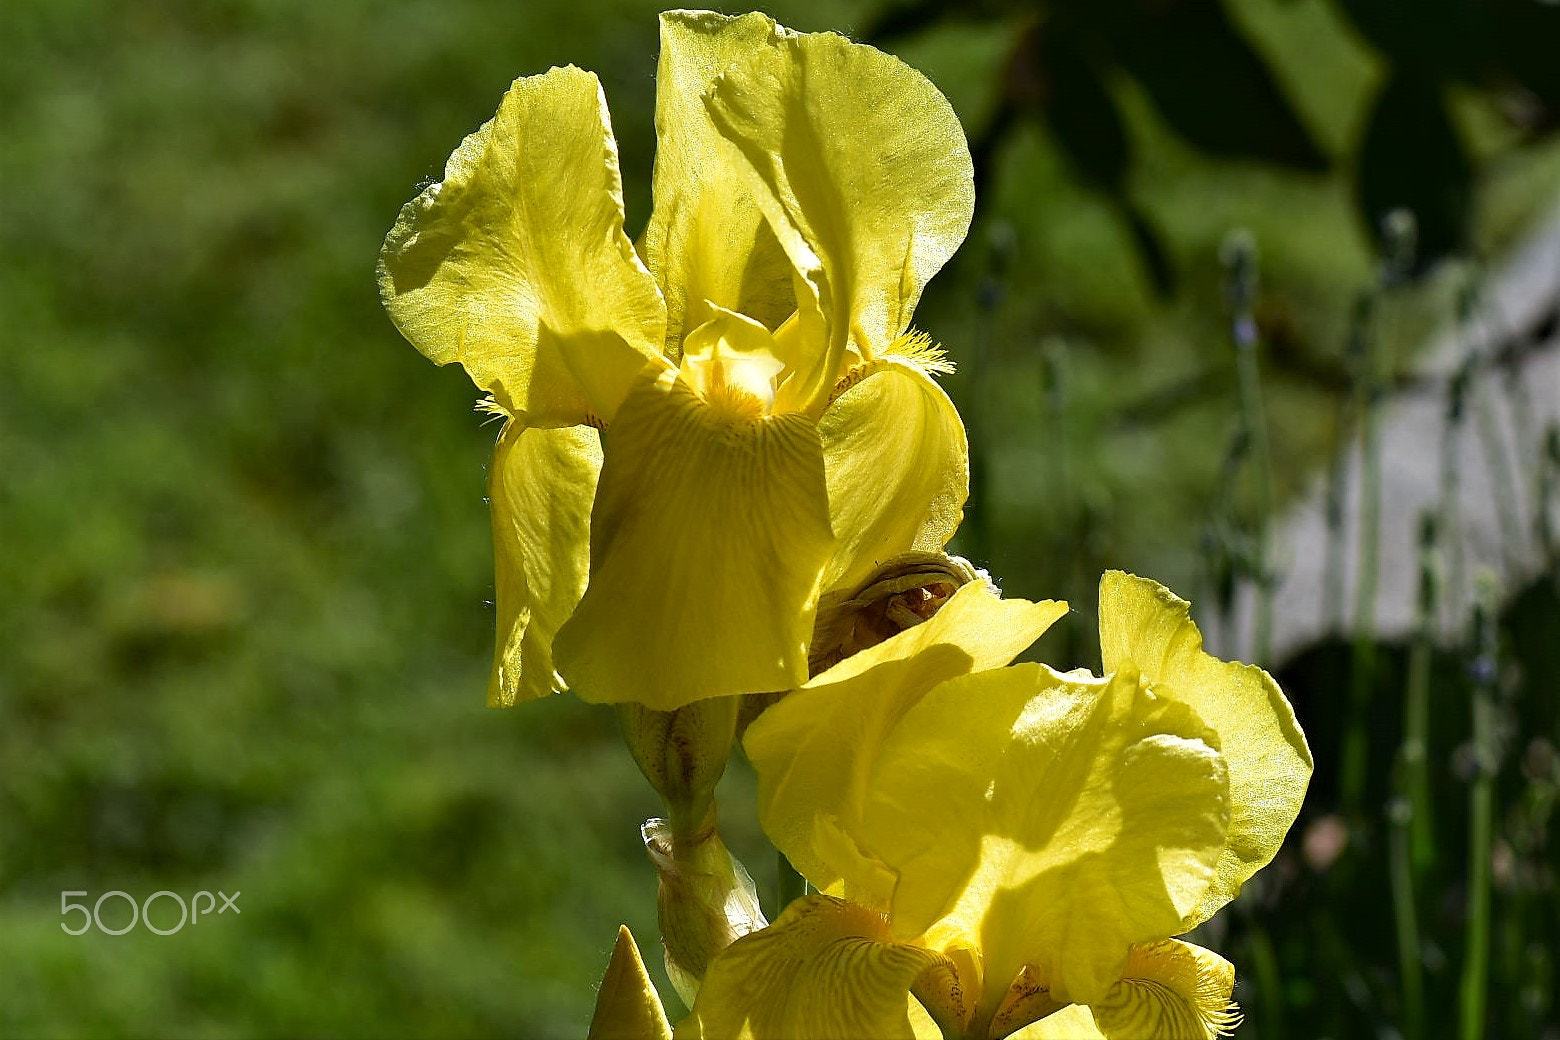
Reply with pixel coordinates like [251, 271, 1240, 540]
[704, 25, 974, 405]
[642, 11, 797, 351]
[1097, 571, 1312, 927]
[677, 894, 945, 1040]
[379, 66, 666, 426]
[819, 359, 968, 591]
[744, 584, 1067, 895]
[487, 421, 601, 705]
[1087, 939, 1241, 1039]
[556, 371, 835, 708]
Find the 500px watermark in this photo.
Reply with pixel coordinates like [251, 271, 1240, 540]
[60, 890, 240, 935]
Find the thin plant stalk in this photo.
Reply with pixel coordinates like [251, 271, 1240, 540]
[1342, 210, 1415, 816]
[1459, 576, 1499, 1040]
[1323, 299, 1368, 635]
[1404, 516, 1439, 872]
[1389, 513, 1439, 1040]
[1388, 796, 1425, 1040]
[775, 851, 807, 918]
[1460, 286, 1526, 566]
[1540, 425, 1560, 569]
[1341, 287, 1383, 816]
[1441, 362, 1472, 633]
[1222, 230, 1276, 664]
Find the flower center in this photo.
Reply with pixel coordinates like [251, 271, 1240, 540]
[679, 305, 787, 418]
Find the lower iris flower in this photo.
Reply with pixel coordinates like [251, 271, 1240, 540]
[679, 572, 1312, 1039]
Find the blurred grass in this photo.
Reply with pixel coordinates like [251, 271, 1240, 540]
[2, 0, 1557, 1036]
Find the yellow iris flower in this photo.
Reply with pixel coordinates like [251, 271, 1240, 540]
[680, 572, 1312, 1039]
[377, 11, 973, 710]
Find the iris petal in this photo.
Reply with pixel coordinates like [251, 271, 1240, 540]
[1097, 571, 1312, 928]
[704, 27, 974, 411]
[676, 894, 945, 1040]
[819, 360, 968, 591]
[555, 371, 835, 709]
[1087, 939, 1241, 1040]
[486, 421, 600, 706]
[644, 11, 797, 352]
[744, 583, 1066, 899]
[858, 668, 1228, 1004]
[379, 65, 666, 426]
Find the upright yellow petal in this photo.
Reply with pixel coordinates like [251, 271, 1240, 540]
[379, 66, 667, 427]
[1009, 1005, 1107, 1039]
[588, 925, 674, 1040]
[856, 667, 1229, 1005]
[744, 583, 1067, 898]
[676, 894, 945, 1040]
[554, 370, 835, 709]
[1086, 939, 1241, 1040]
[704, 27, 974, 410]
[643, 11, 797, 352]
[819, 358, 968, 591]
[486, 421, 600, 706]
[1098, 571, 1312, 928]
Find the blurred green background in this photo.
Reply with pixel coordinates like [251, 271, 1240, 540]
[3, 0, 1557, 1037]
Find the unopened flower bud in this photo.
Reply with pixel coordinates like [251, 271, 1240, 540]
[643, 816, 766, 1007]
[809, 551, 985, 675]
[619, 697, 738, 831]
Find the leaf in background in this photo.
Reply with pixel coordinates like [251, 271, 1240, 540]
[1111, 0, 1328, 172]
[1333, 0, 1486, 84]
[1034, 21, 1177, 295]
[1356, 71, 1472, 273]
[1487, 0, 1560, 122]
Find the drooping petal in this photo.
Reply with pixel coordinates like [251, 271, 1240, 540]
[588, 925, 674, 1040]
[704, 26, 974, 411]
[818, 358, 968, 591]
[856, 667, 1229, 1004]
[1087, 940, 1242, 1040]
[744, 583, 1067, 898]
[643, 11, 797, 352]
[554, 370, 835, 709]
[676, 894, 946, 1040]
[487, 420, 600, 706]
[379, 66, 667, 427]
[1097, 571, 1313, 928]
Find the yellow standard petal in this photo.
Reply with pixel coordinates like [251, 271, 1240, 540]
[818, 356, 969, 591]
[1098, 571, 1313, 928]
[858, 667, 1229, 1006]
[379, 65, 667, 427]
[643, 11, 797, 352]
[744, 582, 1067, 900]
[1087, 939, 1242, 1040]
[486, 420, 600, 706]
[554, 369, 835, 709]
[588, 925, 674, 1040]
[704, 25, 974, 409]
[676, 894, 947, 1040]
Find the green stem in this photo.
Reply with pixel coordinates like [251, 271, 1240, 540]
[1388, 795, 1425, 1040]
[774, 849, 807, 918]
[1405, 515, 1438, 872]
[1223, 231, 1276, 664]
[1459, 577, 1499, 1040]
[1341, 290, 1382, 817]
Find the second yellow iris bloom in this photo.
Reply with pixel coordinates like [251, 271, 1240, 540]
[378, 11, 974, 710]
[680, 572, 1311, 1039]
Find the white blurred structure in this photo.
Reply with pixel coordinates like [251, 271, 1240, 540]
[1212, 205, 1560, 665]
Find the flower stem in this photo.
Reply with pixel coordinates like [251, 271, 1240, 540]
[1223, 230, 1275, 664]
[1459, 575, 1499, 1040]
